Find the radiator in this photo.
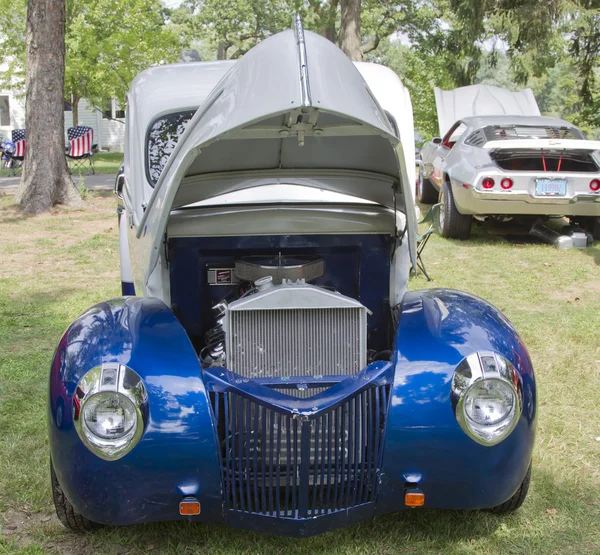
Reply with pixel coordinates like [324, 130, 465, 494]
[224, 282, 368, 378]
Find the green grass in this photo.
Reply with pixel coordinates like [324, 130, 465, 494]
[0, 195, 599, 554]
[0, 152, 122, 178]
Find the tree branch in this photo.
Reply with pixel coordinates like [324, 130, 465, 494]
[360, 35, 380, 54]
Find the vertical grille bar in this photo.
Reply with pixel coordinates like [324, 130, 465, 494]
[310, 417, 320, 514]
[292, 418, 298, 514]
[244, 399, 252, 512]
[345, 398, 354, 508]
[319, 413, 326, 514]
[352, 394, 361, 507]
[261, 404, 268, 514]
[326, 410, 333, 514]
[285, 415, 291, 514]
[275, 412, 282, 518]
[299, 420, 311, 518]
[235, 396, 245, 512]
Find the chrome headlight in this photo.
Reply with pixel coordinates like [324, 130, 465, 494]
[73, 364, 148, 461]
[451, 352, 522, 446]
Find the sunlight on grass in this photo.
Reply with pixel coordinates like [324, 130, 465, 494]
[0, 194, 599, 554]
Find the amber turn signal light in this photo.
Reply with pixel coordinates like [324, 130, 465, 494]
[179, 499, 201, 515]
[405, 490, 425, 507]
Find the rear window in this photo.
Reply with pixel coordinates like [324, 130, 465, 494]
[469, 125, 585, 144]
[146, 109, 196, 186]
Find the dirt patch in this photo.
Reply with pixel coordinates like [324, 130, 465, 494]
[0, 194, 118, 281]
[1, 508, 93, 554]
[547, 280, 600, 302]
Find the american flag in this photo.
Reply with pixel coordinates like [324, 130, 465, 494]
[12, 129, 26, 158]
[67, 126, 94, 157]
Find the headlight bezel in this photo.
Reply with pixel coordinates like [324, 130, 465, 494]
[451, 351, 523, 446]
[73, 364, 148, 461]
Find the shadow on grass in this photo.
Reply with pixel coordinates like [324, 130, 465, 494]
[579, 241, 600, 265]
[0, 199, 39, 224]
[74, 464, 599, 554]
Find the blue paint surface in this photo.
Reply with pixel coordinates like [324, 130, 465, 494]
[376, 289, 536, 513]
[48, 297, 223, 525]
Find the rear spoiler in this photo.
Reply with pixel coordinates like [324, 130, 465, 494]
[483, 139, 600, 151]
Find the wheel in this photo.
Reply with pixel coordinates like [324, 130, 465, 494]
[51, 459, 102, 532]
[438, 180, 472, 239]
[488, 462, 532, 514]
[417, 173, 439, 204]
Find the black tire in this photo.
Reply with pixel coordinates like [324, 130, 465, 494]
[438, 180, 472, 239]
[417, 174, 439, 204]
[488, 462, 532, 514]
[51, 459, 102, 532]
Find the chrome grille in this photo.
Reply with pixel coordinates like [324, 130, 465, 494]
[228, 307, 364, 378]
[210, 383, 390, 517]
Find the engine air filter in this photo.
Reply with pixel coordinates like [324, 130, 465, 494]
[235, 254, 324, 283]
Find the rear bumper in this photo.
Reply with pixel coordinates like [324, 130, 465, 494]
[452, 174, 600, 216]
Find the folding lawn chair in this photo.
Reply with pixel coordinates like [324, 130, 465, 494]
[415, 203, 441, 282]
[66, 125, 97, 174]
[7, 129, 26, 175]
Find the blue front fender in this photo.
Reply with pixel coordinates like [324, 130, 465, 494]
[48, 297, 222, 526]
[376, 289, 536, 514]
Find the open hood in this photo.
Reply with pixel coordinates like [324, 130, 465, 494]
[435, 85, 541, 136]
[137, 23, 418, 286]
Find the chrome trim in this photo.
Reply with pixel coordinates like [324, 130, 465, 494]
[294, 14, 311, 107]
[73, 363, 148, 461]
[451, 351, 523, 446]
[470, 187, 600, 204]
[114, 169, 126, 200]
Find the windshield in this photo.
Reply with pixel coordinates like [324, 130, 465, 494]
[146, 109, 196, 186]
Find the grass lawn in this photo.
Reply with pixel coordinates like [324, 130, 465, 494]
[0, 192, 599, 554]
[0, 153, 123, 178]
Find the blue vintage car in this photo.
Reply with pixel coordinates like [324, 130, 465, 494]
[48, 22, 536, 537]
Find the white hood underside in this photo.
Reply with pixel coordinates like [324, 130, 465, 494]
[435, 84, 541, 136]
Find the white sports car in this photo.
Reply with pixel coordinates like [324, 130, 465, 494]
[418, 85, 600, 239]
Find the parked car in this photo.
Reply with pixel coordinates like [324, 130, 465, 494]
[48, 24, 536, 537]
[418, 85, 600, 239]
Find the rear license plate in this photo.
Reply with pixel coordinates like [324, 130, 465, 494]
[535, 178, 567, 196]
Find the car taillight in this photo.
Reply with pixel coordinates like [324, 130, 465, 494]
[590, 179, 600, 192]
[500, 178, 513, 190]
[482, 177, 495, 189]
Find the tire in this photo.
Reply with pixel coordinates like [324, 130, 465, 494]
[438, 180, 472, 239]
[488, 462, 532, 514]
[51, 459, 102, 532]
[417, 174, 439, 204]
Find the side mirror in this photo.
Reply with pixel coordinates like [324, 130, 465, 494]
[432, 137, 442, 144]
[114, 166, 125, 200]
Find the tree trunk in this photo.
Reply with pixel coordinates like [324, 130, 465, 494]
[339, 0, 363, 61]
[217, 42, 228, 60]
[324, 0, 338, 43]
[71, 94, 80, 127]
[15, 0, 80, 213]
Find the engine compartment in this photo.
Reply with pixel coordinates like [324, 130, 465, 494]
[168, 233, 396, 376]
